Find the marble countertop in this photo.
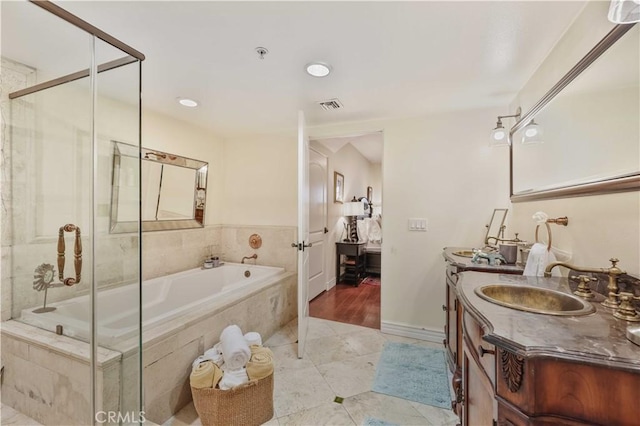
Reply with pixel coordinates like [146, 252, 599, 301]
[443, 246, 524, 274]
[457, 271, 640, 372]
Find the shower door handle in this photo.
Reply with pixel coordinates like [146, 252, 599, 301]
[58, 224, 82, 286]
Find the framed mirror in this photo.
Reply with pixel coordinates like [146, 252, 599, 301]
[510, 24, 639, 202]
[110, 142, 208, 233]
[485, 208, 508, 246]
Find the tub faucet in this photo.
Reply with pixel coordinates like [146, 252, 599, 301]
[544, 258, 625, 308]
[241, 254, 258, 264]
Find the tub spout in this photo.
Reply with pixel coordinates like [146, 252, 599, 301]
[241, 254, 258, 264]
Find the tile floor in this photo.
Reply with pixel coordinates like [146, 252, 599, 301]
[164, 317, 458, 426]
[1, 317, 458, 426]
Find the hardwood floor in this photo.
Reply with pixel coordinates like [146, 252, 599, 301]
[309, 280, 381, 329]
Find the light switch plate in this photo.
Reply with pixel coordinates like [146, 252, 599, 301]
[408, 218, 428, 231]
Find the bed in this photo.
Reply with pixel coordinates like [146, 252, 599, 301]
[357, 216, 382, 274]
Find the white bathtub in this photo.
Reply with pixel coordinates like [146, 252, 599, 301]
[19, 262, 286, 346]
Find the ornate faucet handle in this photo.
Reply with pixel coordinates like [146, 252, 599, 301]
[612, 292, 640, 322]
[571, 275, 596, 299]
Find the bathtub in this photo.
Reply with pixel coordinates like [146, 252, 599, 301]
[19, 262, 286, 347]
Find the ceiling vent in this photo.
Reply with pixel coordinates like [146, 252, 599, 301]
[317, 98, 343, 111]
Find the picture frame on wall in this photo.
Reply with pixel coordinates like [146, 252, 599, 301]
[367, 186, 373, 202]
[334, 172, 344, 203]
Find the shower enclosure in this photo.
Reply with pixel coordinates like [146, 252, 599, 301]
[1, 1, 144, 424]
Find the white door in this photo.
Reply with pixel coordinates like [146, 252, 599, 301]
[296, 110, 310, 359]
[308, 148, 327, 300]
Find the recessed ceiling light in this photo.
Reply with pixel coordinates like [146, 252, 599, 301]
[305, 62, 332, 78]
[178, 98, 198, 108]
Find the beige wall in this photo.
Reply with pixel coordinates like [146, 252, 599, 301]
[508, 1, 640, 276]
[221, 133, 297, 227]
[218, 108, 509, 335]
[309, 108, 511, 334]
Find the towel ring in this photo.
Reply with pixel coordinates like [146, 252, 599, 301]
[535, 223, 552, 251]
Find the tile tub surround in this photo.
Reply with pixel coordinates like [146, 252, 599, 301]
[142, 225, 296, 281]
[163, 317, 459, 426]
[0, 271, 296, 425]
[0, 321, 123, 426]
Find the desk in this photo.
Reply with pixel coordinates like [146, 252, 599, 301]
[335, 242, 366, 285]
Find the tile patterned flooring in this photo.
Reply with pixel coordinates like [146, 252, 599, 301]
[164, 317, 458, 426]
[1, 317, 458, 426]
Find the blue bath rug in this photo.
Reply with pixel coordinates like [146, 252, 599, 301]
[372, 342, 451, 409]
[363, 417, 398, 426]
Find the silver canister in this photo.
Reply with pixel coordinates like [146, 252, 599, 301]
[499, 243, 518, 264]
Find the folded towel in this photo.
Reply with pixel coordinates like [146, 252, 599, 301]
[220, 325, 251, 370]
[192, 355, 206, 370]
[244, 332, 262, 346]
[523, 243, 560, 277]
[190, 361, 222, 389]
[218, 367, 249, 390]
[204, 345, 224, 367]
[246, 345, 274, 381]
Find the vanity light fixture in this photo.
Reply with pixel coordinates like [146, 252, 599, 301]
[521, 120, 543, 144]
[178, 98, 198, 108]
[305, 62, 332, 78]
[490, 107, 521, 146]
[608, 0, 640, 23]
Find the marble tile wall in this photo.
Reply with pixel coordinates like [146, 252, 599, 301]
[219, 225, 297, 272]
[0, 322, 123, 426]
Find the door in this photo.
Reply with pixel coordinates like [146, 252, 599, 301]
[308, 148, 327, 300]
[296, 110, 310, 358]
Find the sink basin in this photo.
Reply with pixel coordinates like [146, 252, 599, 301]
[452, 250, 475, 258]
[627, 326, 640, 346]
[475, 284, 595, 316]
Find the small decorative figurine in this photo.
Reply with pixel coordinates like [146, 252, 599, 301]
[471, 251, 507, 266]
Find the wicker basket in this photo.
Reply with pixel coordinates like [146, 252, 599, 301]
[191, 373, 274, 426]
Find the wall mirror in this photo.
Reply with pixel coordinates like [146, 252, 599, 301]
[484, 208, 508, 246]
[510, 24, 639, 202]
[110, 142, 208, 233]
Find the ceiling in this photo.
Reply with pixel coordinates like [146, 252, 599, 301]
[2, 1, 586, 141]
[314, 132, 383, 165]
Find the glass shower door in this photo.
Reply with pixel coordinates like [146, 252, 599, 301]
[1, 1, 144, 424]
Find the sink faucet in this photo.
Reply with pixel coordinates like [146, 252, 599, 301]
[544, 258, 625, 308]
[241, 254, 258, 264]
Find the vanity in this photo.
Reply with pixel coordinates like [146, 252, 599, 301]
[451, 271, 640, 426]
[443, 247, 524, 374]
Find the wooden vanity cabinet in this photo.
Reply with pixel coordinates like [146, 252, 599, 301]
[444, 263, 461, 372]
[495, 350, 640, 425]
[461, 312, 496, 426]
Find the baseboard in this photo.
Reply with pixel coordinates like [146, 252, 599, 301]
[380, 320, 445, 343]
[326, 277, 336, 290]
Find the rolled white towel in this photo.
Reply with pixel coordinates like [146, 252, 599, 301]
[192, 355, 206, 370]
[218, 367, 249, 390]
[244, 332, 262, 347]
[220, 325, 251, 370]
[204, 346, 224, 367]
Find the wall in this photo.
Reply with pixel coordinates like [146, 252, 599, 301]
[221, 133, 297, 227]
[508, 2, 640, 276]
[309, 109, 511, 337]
